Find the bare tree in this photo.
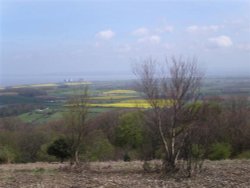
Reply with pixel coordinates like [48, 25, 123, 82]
[225, 96, 250, 155]
[64, 86, 89, 166]
[134, 56, 202, 174]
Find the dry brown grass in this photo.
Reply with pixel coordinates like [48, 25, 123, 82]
[0, 160, 250, 188]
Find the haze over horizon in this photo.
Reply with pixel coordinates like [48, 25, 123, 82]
[1, 0, 250, 86]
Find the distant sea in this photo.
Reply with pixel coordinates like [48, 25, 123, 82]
[1, 71, 249, 87]
[0, 71, 135, 87]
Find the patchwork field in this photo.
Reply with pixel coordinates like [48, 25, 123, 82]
[0, 83, 145, 124]
[1, 78, 250, 124]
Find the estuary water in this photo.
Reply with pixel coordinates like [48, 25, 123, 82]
[0, 71, 135, 87]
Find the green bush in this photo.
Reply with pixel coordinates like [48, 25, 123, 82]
[47, 138, 71, 162]
[192, 144, 205, 159]
[0, 146, 18, 164]
[37, 144, 57, 162]
[115, 112, 144, 149]
[123, 153, 130, 162]
[86, 130, 114, 161]
[155, 147, 164, 159]
[236, 151, 250, 159]
[208, 142, 232, 160]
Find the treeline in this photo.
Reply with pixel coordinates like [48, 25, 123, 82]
[0, 96, 249, 164]
[0, 104, 44, 117]
[0, 87, 49, 117]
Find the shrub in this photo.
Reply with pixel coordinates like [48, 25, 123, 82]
[47, 138, 71, 162]
[85, 130, 115, 161]
[0, 146, 17, 164]
[123, 153, 130, 162]
[208, 142, 232, 160]
[236, 151, 250, 159]
[192, 144, 205, 159]
[115, 112, 144, 149]
[37, 144, 57, 162]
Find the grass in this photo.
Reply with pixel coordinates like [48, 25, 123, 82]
[18, 107, 110, 123]
[19, 110, 63, 124]
[89, 107, 113, 113]
[103, 90, 137, 95]
[48, 87, 94, 97]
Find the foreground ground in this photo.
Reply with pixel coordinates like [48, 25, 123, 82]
[0, 160, 250, 188]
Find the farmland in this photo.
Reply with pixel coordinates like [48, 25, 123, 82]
[1, 78, 250, 187]
[0, 81, 143, 124]
[2, 1, 250, 187]
[0, 78, 250, 124]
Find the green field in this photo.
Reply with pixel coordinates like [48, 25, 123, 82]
[0, 84, 143, 124]
[18, 107, 111, 124]
[19, 110, 63, 124]
[1, 78, 250, 124]
[103, 89, 137, 95]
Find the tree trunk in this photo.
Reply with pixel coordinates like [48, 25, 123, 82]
[74, 150, 80, 165]
[163, 158, 177, 173]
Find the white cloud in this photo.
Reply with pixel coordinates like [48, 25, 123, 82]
[96, 29, 115, 40]
[208, 35, 233, 48]
[186, 25, 222, 33]
[132, 27, 149, 36]
[138, 35, 161, 44]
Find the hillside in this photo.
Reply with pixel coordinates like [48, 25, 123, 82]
[0, 160, 250, 187]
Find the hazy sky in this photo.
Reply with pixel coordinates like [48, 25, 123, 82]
[1, 0, 250, 85]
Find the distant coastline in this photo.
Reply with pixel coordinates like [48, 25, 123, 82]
[1, 70, 250, 87]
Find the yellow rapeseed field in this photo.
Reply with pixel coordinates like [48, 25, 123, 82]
[89, 99, 173, 109]
[89, 101, 151, 108]
[90, 95, 137, 100]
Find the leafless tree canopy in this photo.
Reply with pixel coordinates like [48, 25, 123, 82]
[64, 86, 89, 165]
[134, 56, 203, 174]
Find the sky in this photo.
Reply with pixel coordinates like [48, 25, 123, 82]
[0, 0, 250, 85]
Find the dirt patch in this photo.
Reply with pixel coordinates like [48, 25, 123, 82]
[0, 160, 250, 188]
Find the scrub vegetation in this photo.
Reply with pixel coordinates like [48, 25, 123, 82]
[0, 60, 250, 187]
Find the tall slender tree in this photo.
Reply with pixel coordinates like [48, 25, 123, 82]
[64, 86, 89, 166]
[135, 56, 202, 173]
